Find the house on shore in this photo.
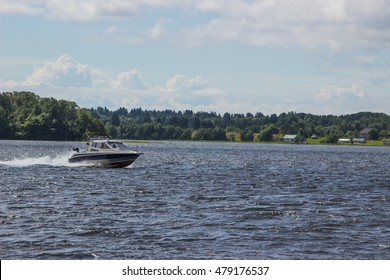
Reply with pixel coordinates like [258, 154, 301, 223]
[283, 135, 297, 142]
[338, 138, 366, 144]
[358, 128, 372, 140]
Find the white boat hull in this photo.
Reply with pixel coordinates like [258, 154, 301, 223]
[68, 152, 141, 168]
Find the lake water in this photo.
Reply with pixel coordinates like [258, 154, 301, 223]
[1, 140, 390, 259]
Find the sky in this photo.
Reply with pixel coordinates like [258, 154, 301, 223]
[1, 0, 390, 115]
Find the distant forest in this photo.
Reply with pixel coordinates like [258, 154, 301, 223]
[1, 91, 390, 143]
[92, 101, 390, 143]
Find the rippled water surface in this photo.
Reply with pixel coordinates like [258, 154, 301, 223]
[1, 140, 390, 259]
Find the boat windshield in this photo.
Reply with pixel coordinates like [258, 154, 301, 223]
[90, 142, 111, 150]
[108, 142, 128, 151]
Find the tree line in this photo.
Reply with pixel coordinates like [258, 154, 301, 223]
[0, 92, 105, 140]
[1, 92, 390, 142]
[91, 105, 390, 143]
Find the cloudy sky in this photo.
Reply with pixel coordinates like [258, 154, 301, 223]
[1, 0, 389, 115]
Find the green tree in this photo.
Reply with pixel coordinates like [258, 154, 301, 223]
[0, 107, 12, 138]
[241, 128, 254, 141]
[180, 129, 192, 140]
[190, 116, 201, 129]
[258, 125, 279, 142]
[368, 128, 379, 140]
[111, 112, 121, 126]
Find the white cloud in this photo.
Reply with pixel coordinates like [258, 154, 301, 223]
[316, 84, 366, 101]
[1, 54, 155, 90]
[104, 25, 120, 34]
[353, 55, 377, 65]
[0, 54, 226, 112]
[45, 0, 140, 21]
[186, 0, 390, 49]
[1, 54, 205, 92]
[1, 1, 389, 48]
[0, 79, 20, 89]
[0, 0, 185, 20]
[149, 21, 167, 41]
[0, 1, 44, 16]
[22, 54, 94, 87]
[111, 70, 151, 90]
[165, 75, 207, 92]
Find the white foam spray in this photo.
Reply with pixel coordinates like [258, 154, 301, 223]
[0, 153, 88, 168]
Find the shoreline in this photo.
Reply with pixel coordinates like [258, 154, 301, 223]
[0, 138, 389, 147]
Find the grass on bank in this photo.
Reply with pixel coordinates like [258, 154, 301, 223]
[121, 134, 390, 147]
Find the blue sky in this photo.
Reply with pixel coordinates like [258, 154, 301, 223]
[1, 0, 389, 115]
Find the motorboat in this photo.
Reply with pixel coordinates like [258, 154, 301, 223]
[68, 137, 142, 168]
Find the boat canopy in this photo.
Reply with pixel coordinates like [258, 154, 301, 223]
[88, 140, 130, 152]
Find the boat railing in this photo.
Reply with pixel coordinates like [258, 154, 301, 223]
[89, 136, 109, 141]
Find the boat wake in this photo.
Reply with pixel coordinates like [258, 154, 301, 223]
[0, 153, 89, 168]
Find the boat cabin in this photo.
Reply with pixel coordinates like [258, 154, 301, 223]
[87, 139, 129, 152]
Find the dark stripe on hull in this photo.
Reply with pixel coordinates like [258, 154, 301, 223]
[69, 153, 141, 168]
